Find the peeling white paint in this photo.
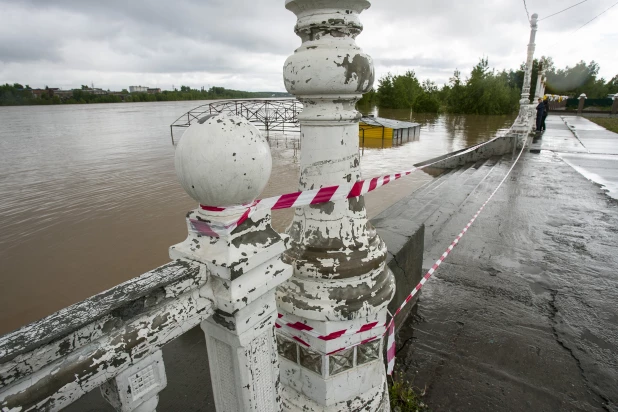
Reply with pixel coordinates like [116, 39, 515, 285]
[277, 1, 394, 410]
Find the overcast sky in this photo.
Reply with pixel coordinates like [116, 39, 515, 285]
[1, 0, 617, 92]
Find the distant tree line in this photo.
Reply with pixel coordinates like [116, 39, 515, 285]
[0, 84, 290, 106]
[358, 58, 618, 115]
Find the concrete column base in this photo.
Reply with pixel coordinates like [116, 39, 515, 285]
[280, 375, 389, 412]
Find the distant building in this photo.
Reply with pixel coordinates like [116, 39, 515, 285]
[129, 86, 148, 93]
[147, 88, 161, 94]
[54, 90, 74, 99]
[31, 88, 59, 98]
[86, 88, 107, 95]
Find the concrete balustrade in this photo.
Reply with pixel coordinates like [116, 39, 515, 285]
[0, 115, 290, 412]
[0, 260, 212, 411]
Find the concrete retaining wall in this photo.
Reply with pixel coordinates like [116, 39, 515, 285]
[417, 134, 518, 170]
[371, 218, 424, 331]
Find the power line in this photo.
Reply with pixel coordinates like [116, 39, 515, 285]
[542, 0, 618, 51]
[539, 0, 589, 21]
[522, 0, 531, 21]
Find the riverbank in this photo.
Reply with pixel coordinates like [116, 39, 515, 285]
[0, 84, 290, 106]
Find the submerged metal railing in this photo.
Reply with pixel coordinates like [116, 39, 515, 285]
[169, 98, 302, 144]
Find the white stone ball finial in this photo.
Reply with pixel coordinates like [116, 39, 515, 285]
[174, 113, 272, 207]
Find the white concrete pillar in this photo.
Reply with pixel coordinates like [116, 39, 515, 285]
[512, 13, 539, 135]
[170, 114, 293, 412]
[534, 56, 546, 101]
[277, 1, 395, 411]
[522, 14, 538, 104]
[100, 350, 166, 412]
[578, 93, 587, 115]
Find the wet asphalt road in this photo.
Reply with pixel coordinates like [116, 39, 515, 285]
[397, 116, 618, 411]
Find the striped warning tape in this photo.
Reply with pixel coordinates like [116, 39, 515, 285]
[275, 140, 528, 375]
[189, 137, 499, 238]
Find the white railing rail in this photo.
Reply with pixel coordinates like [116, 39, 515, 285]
[0, 260, 213, 411]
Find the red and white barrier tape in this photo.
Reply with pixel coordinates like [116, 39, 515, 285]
[189, 138, 496, 238]
[275, 313, 388, 354]
[274, 140, 527, 375]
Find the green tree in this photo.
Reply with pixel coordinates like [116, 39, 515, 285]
[413, 79, 441, 113]
[376, 71, 422, 109]
[607, 75, 618, 95]
[444, 69, 466, 113]
[443, 58, 519, 115]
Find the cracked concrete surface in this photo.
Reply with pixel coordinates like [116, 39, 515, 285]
[395, 117, 618, 411]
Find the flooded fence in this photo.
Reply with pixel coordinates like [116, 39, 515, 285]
[169, 100, 422, 154]
[169, 99, 302, 145]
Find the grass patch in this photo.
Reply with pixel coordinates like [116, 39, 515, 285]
[389, 377, 431, 412]
[585, 117, 618, 134]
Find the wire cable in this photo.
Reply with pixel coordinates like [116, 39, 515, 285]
[522, 0, 531, 21]
[542, 0, 618, 51]
[570, 0, 618, 35]
[539, 0, 589, 21]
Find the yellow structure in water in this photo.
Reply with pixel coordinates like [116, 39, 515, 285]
[359, 116, 421, 148]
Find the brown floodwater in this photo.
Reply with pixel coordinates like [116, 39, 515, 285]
[0, 101, 515, 335]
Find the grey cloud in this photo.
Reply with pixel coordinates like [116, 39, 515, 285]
[0, 0, 616, 91]
[19, 0, 297, 54]
[0, 37, 62, 63]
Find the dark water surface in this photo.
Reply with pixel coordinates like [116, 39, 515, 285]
[0, 101, 514, 334]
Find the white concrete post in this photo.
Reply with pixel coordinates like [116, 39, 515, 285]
[100, 350, 167, 412]
[578, 93, 587, 115]
[170, 114, 293, 412]
[512, 13, 539, 136]
[534, 56, 546, 101]
[277, 1, 395, 411]
[522, 14, 538, 104]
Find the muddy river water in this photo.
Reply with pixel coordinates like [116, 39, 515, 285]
[0, 101, 515, 334]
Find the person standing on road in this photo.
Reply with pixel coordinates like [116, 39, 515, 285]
[536, 98, 545, 132]
[541, 98, 549, 131]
